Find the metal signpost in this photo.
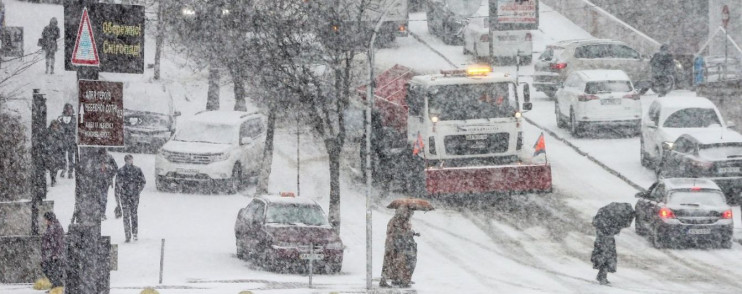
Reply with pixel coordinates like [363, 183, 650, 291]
[299, 243, 323, 288]
[77, 80, 124, 147]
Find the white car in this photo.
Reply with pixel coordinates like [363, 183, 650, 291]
[155, 110, 266, 193]
[463, 16, 532, 65]
[555, 70, 641, 137]
[641, 96, 728, 169]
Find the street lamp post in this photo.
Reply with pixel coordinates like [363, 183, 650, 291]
[365, 0, 400, 289]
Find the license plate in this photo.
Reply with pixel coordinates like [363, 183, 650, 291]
[176, 168, 198, 175]
[470, 141, 487, 149]
[466, 134, 488, 140]
[719, 167, 741, 173]
[299, 253, 324, 260]
[688, 228, 711, 235]
[600, 99, 621, 105]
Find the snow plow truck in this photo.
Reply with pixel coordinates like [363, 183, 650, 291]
[360, 64, 552, 196]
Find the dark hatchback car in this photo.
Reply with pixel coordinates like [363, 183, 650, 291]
[234, 194, 344, 273]
[658, 131, 742, 203]
[635, 178, 733, 249]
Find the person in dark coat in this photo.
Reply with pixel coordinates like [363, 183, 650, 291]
[58, 103, 76, 179]
[591, 231, 617, 285]
[650, 44, 675, 97]
[590, 203, 634, 285]
[44, 120, 66, 186]
[40, 17, 60, 74]
[380, 206, 418, 288]
[100, 153, 118, 220]
[41, 211, 65, 288]
[115, 154, 146, 242]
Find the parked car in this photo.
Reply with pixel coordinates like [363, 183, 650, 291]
[640, 96, 728, 169]
[155, 110, 266, 193]
[534, 39, 651, 99]
[234, 193, 344, 273]
[635, 178, 733, 249]
[122, 82, 180, 152]
[658, 131, 742, 203]
[463, 16, 532, 65]
[554, 70, 641, 137]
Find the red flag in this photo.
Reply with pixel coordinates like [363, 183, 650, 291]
[412, 132, 425, 155]
[533, 132, 546, 156]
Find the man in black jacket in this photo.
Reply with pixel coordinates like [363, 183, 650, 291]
[40, 17, 60, 74]
[58, 103, 76, 179]
[115, 154, 146, 242]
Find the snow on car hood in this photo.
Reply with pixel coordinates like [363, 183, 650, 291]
[660, 127, 720, 143]
[161, 140, 232, 154]
[265, 223, 339, 244]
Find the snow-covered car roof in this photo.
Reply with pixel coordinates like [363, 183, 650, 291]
[188, 110, 260, 125]
[573, 69, 630, 82]
[411, 71, 515, 86]
[550, 38, 618, 48]
[654, 96, 718, 111]
[258, 194, 321, 206]
[680, 129, 742, 145]
[124, 82, 173, 114]
[663, 178, 722, 191]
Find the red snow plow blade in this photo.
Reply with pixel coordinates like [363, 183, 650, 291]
[425, 164, 552, 194]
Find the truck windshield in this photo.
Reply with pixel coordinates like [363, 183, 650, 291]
[428, 83, 516, 121]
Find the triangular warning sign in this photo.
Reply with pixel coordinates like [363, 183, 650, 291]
[71, 7, 100, 66]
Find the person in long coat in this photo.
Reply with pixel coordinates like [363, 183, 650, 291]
[58, 103, 76, 179]
[380, 206, 417, 288]
[115, 154, 146, 242]
[590, 203, 633, 285]
[591, 231, 617, 285]
[44, 120, 66, 186]
[41, 211, 65, 289]
[40, 17, 60, 74]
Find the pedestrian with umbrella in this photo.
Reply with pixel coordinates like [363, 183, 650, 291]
[380, 198, 434, 288]
[591, 202, 635, 285]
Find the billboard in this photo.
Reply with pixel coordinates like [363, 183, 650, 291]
[65, 3, 145, 73]
[490, 0, 539, 31]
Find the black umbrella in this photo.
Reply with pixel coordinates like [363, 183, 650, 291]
[593, 202, 635, 236]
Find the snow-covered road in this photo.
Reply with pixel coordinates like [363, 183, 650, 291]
[3, 1, 742, 293]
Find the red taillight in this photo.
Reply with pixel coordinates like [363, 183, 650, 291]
[690, 187, 702, 191]
[399, 25, 406, 32]
[550, 63, 567, 70]
[525, 33, 532, 41]
[480, 34, 489, 42]
[578, 94, 599, 102]
[659, 207, 676, 219]
[623, 93, 640, 100]
[722, 209, 733, 219]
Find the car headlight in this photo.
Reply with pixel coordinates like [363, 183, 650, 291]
[326, 241, 344, 250]
[211, 153, 230, 162]
[662, 141, 674, 151]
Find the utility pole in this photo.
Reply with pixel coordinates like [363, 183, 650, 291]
[31, 89, 47, 235]
[154, 0, 164, 80]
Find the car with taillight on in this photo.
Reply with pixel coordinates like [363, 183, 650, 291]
[122, 82, 181, 152]
[534, 39, 651, 99]
[641, 96, 729, 170]
[234, 193, 344, 273]
[634, 178, 733, 249]
[657, 131, 742, 204]
[155, 110, 265, 193]
[463, 15, 533, 65]
[554, 70, 641, 137]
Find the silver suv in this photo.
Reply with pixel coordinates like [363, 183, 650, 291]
[534, 39, 651, 98]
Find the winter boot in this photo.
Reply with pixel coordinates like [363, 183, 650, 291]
[597, 269, 610, 285]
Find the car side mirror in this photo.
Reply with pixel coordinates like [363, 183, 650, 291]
[174, 111, 181, 117]
[241, 137, 252, 145]
[521, 83, 531, 103]
[522, 102, 533, 111]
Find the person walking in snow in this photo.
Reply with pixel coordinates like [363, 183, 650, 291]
[590, 202, 634, 285]
[41, 211, 65, 289]
[44, 120, 66, 187]
[115, 154, 146, 242]
[100, 153, 118, 220]
[57, 103, 76, 179]
[40, 17, 60, 74]
[380, 206, 418, 288]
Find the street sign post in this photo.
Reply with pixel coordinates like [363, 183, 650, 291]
[299, 244, 320, 288]
[77, 80, 124, 147]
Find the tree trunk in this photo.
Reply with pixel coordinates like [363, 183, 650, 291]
[256, 107, 276, 195]
[326, 138, 342, 233]
[206, 65, 220, 111]
[154, 0, 164, 80]
[233, 78, 247, 111]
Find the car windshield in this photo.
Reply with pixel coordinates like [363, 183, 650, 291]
[173, 121, 236, 144]
[663, 108, 721, 128]
[584, 81, 632, 94]
[699, 143, 742, 160]
[428, 82, 517, 121]
[574, 44, 640, 59]
[265, 203, 328, 226]
[668, 191, 727, 206]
